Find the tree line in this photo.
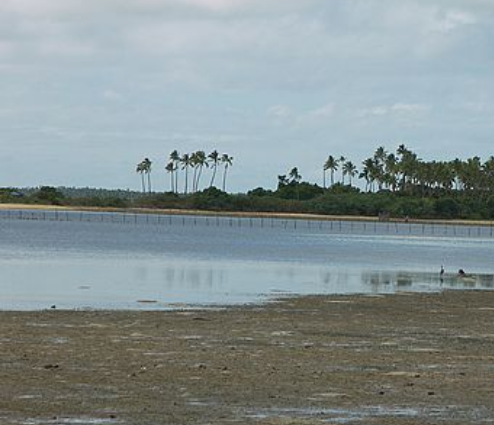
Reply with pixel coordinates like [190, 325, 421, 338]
[321, 144, 494, 199]
[136, 150, 233, 194]
[3, 144, 494, 221]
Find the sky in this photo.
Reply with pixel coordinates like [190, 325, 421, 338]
[1, 0, 493, 193]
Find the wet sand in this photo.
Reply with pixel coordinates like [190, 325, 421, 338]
[1, 290, 494, 424]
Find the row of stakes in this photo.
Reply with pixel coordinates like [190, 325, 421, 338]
[0, 209, 493, 237]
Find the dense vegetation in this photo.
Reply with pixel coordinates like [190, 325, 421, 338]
[2, 145, 494, 221]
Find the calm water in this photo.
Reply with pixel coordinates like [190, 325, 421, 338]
[1, 211, 494, 310]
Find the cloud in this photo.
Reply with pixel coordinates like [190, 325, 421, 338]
[358, 103, 431, 118]
[267, 105, 292, 118]
[0, 0, 494, 191]
[306, 104, 335, 119]
[430, 10, 477, 33]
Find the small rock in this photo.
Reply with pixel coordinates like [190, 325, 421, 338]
[44, 364, 59, 370]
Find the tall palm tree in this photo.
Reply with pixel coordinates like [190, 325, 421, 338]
[190, 152, 199, 193]
[373, 146, 387, 190]
[360, 157, 378, 192]
[289, 167, 302, 184]
[165, 161, 175, 192]
[136, 160, 146, 193]
[193, 150, 208, 192]
[141, 158, 152, 193]
[396, 144, 419, 192]
[180, 153, 193, 194]
[169, 150, 180, 194]
[343, 161, 358, 186]
[221, 153, 233, 192]
[339, 156, 346, 184]
[289, 167, 302, 200]
[384, 153, 398, 191]
[323, 155, 338, 188]
[208, 150, 221, 188]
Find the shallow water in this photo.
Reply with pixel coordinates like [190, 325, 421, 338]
[1, 211, 493, 310]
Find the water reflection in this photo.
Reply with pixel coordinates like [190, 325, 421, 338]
[362, 270, 494, 291]
[2, 216, 494, 310]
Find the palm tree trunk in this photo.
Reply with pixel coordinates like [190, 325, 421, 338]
[222, 166, 228, 192]
[196, 165, 203, 192]
[141, 173, 146, 193]
[192, 167, 198, 193]
[210, 165, 217, 188]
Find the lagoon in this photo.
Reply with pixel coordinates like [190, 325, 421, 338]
[1, 210, 493, 310]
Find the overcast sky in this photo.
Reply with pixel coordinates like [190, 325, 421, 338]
[1, 0, 493, 192]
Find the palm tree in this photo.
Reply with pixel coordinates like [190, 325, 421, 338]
[278, 175, 288, 188]
[143, 158, 152, 193]
[360, 157, 378, 192]
[384, 153, 398, 191]
[165, 161, 175, 192]
[289, 167, 302, 200]
[169, 150, 180, 193]
[343, 161, 358, 186]
[190, 152, 200, 193]
[136, 160, 146, 193]
[193, 150, 208, 192]
[289, 167, 302, 184]
[396, 144, 419, 192]
[323, 155, 338, 188]
[372, 146, 387, 190]
[208, 150, 221, 188]
[180, 153, 193, 194]
[339, 156, 346, 184]
[221, 153, 233, 192]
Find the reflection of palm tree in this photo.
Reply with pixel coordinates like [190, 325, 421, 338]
[221, 154, 233, 192]
[208, 150, 220, 188]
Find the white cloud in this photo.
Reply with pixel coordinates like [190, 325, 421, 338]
[391, 103, 431, 114]
[428, 10, 477, 33]
[267, 105, 292, 118]
[306, 104, 335, 119]
[358, 103, 431, 118]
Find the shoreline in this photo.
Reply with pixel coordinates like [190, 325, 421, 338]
[2, 290, 494, 424]
[1, 202, 493, 227]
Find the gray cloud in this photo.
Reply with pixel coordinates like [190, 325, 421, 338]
[1, 0, 493, 191]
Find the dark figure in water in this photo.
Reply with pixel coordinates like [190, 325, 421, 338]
[440, 265, 445, 282]
[458, 269, 466, 277]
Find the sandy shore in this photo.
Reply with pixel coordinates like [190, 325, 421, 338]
[1, 290, 494, 424]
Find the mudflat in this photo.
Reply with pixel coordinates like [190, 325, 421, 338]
[1, 291, 494, 424]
